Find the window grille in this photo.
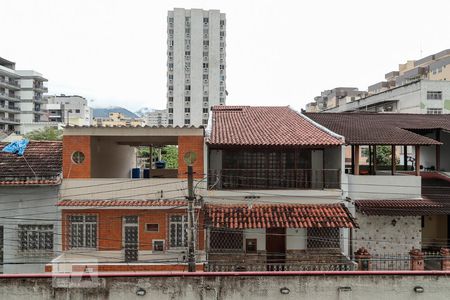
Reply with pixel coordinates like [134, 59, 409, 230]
[68, 215, 97, 249]
[18, 225, 53, 251]
[169, 215, 188, 248]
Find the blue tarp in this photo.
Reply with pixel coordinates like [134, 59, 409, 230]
[1, 139, 30, 156]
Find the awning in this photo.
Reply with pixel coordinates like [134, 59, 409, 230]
[205, 203, 357, 229]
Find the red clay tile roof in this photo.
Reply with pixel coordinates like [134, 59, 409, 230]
[355, 199, 446, 216]
[305, 113, 444, 145]
[57, 199, 187, 207]
[205, 203, 357, 229]
[208, 106, 343, 147]
[0, 141, 62, 185]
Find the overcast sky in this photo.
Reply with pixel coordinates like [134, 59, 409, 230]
[2, 0, 450, 111]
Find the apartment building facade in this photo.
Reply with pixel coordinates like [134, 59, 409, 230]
[45, 95, 93, 126]
[306, 49, 450, 114]
[0, 57, 48, 134]
[145, 109, 168, 126]
[0, 58, 21, 133]
[167, 8, 226, 127]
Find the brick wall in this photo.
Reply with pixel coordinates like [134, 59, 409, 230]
[61, 209, 205, 251]
[63, 136, 91, 178]
[178, 136, 204, 179]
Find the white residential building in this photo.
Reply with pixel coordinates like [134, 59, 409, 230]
[16, 70, 48, 124]
[45, 95, 93, 126]
[324, 80, 450, 114]
[167, 8, 226, 127]
[0, 57, 48, 133]
[145, 109, 168, 126]
[0, 58, 22, 133]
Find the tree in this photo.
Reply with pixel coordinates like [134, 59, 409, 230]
[25, 127, 62, 141]
[137, 145, 179, 169]
[362, 145, 400, 166]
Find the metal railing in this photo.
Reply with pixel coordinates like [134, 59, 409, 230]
[0, 77, 20, 87]
[0, 92, 20, 100]
[0, 104, 20, 111]
[208, 169, 341, 189]
[205, 261, 356, 272]
[358, 251, 443, 271]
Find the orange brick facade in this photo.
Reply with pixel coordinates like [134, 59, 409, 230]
[178, 136, 204, 179]
[63, 135, 91, 178]
[61, 209, 205, 251]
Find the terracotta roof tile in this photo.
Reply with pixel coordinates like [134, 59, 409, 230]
[305, 113, 445, 145]
[57, 199, 187, 207]
[205, 203, 357, 229]
[355, 199, 446, 216]
[208, 106, 343, 147]
[0, 141, 62, 184]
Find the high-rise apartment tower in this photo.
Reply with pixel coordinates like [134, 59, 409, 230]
[167, 8, 226, 127]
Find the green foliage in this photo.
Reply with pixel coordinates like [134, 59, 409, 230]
[137, 146, 178, 169]
[24, 127, 62, 141]
[361, 145, 400, 166]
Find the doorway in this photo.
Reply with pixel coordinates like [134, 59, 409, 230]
[266, 228, 286, 270]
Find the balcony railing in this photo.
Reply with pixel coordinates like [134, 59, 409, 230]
[204, 261, 356, 272]
[208, 169, 341, 189]
[0, 92, 20, 100]
[0, 104, 20, 111]
[0, 77, 20, 88]
[0, 117, 20, 123]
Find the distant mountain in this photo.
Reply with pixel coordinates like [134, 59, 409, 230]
[135, 107, 155, 117]
[93, 107, 139, 119]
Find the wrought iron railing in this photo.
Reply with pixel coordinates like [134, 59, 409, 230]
[205, 261, 356, 272]
[208, 169, 340, 189]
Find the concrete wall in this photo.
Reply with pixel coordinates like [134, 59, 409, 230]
[353, 214, 422, 255]
[91, 137, 136, 178]
[0, 186, 61, 274]
[343, 174, 421, 199]
[286, 228, 307, 250]
[1, 273, 450, 299]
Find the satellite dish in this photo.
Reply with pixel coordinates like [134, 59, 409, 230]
[183, 151, 197, 166]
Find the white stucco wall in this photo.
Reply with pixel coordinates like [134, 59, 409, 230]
[243, 229, 265, 251]
[353, 214, 421, 255]
[91, 137, 137, 178]
[0, 186, 61, 274]
[286, 228, 307, 250]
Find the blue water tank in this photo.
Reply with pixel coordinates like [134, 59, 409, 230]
[131, 168, 140, 178]
[155, 161, 166, 169]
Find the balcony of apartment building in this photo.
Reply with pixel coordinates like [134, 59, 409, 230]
[33, 81, 48, 93]
[0, 90, 20, 102]
[0, 102, 20, 114]
[61, 125, 205, 201]
[0, 76, 20, 90]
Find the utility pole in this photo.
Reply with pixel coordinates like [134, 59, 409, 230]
[187, 165, 196, 272]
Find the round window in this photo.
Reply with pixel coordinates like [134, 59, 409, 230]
[72, 151, 85, 164]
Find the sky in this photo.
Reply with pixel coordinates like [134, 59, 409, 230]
[2, 0, 450, 112]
